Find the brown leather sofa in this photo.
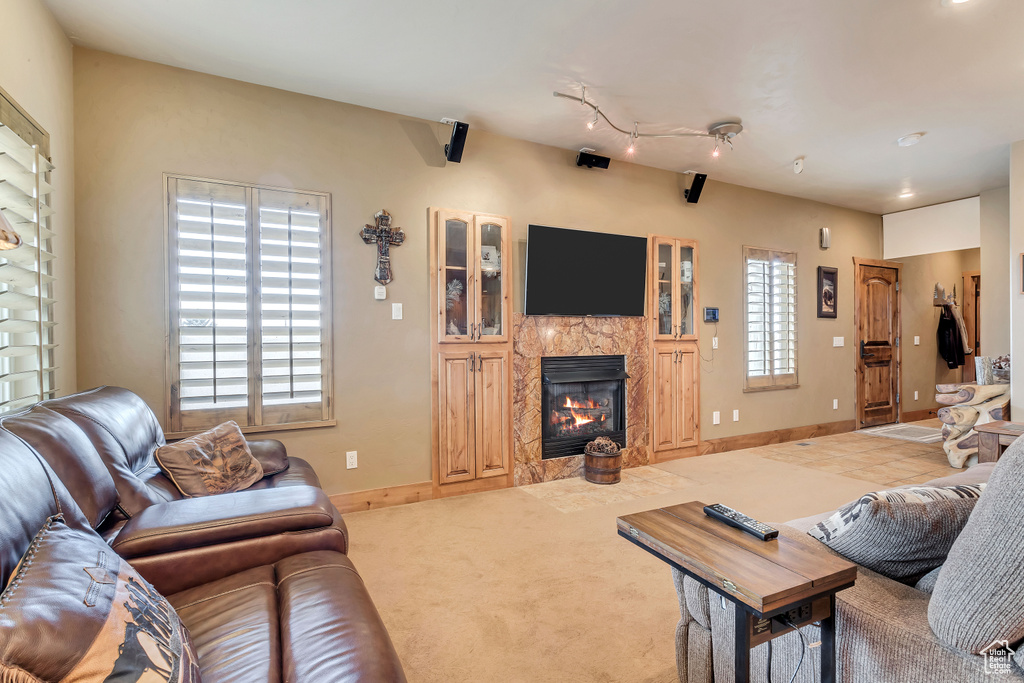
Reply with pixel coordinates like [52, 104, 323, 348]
[0, 386, 406, 681]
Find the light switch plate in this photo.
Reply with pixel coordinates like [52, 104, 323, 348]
[833, 399, 838, 410]
[374, 285, 387, 300]
[833, 336, 844, 347]
[712, 337, 719, 350]
[914, 391, 919, 401]
[392, 303, 403, 320]
[712, 411, 721, 425]
[732, 409, 739, 422]
[914, 336, 920, 346]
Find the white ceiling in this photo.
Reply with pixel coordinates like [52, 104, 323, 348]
[45, 0, 1024, 214]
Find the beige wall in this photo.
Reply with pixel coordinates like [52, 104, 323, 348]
[1011, 142, 1024, 418]
[980, 187, 1010, 356]
[895, 248, 980, 409]
[73, 49, 883, 495]
[1, 0, 76, 397]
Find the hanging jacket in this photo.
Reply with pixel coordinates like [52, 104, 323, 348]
[937, 305, 965, 369]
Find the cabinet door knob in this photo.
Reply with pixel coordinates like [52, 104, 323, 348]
[470, 323, 475, 339]
[470, 352, 476, 371]
[478, 354, 483, 370]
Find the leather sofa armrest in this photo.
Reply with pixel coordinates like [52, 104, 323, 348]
[247, 438, 289, 476]
[111, 486, 334, 559]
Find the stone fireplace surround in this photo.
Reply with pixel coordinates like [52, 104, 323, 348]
[512, 313, 650, 485]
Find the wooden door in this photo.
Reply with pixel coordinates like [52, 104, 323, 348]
[962, 271, 981, 383]
[652, 345, 679, 451]
[676, 347, 698, 447]
[438, 351, 475, 483]
[437, 210, 475, 343]
[473, 215, 509, 344]
[474, 350, 510, 478]
[855, 260, 901, 428]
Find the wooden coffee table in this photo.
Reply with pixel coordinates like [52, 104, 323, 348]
[974, 421, 1024, 463]
[617, 501, 856, 683]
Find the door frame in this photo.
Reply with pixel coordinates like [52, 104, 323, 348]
[853, 258, 903, 427]
[962, 270, 981, 383]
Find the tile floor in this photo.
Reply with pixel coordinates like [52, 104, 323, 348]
[518, 465, 699, 512]
[749, 420, 957, 487]
[518, 420, 959, 512]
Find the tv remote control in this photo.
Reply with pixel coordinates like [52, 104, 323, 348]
[703, 503, 779, 541]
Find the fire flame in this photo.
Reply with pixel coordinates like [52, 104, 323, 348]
[560, 396, 605, 428]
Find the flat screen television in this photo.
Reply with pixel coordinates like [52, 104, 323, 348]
[525, 225, 647, 316]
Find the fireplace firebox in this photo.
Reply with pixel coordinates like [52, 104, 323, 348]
[541, 355, 628, 459]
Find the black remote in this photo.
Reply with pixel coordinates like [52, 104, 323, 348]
[703, 503, 779, 541]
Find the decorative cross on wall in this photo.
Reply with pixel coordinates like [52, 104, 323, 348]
[359, 209, 405, 285]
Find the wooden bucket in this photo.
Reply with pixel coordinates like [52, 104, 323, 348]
[585, 451, 622, 484]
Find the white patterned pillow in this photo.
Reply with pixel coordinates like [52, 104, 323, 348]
[808, 484, 985, 580]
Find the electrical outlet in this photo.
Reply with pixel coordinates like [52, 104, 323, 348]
[914, 336, 920, 346]
[346, 451, 358, 469]
[392, 303, 403, 320]
[732, 409, 739, 422]
[833, 398, 838, 410]
[712, 337, 719, 350]
[833, 336, 844, 347]
[914, 390, 919, 401]
[772, 603, 814, 633]
[712, 411, 721, 425]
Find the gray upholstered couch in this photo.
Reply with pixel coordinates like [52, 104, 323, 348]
[672, 453, 1024, 683]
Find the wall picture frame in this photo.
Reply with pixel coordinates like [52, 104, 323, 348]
[817, 266, 838, 319]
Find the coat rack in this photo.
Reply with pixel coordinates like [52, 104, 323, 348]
[933, 283, 957, 307]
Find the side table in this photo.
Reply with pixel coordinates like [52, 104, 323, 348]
[974, 421, 1024, 464]
[617, 501, 856, 683]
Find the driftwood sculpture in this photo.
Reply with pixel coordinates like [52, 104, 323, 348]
[936, 383, 1010, 468]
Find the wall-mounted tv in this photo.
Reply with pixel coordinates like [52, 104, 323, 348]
[525, 225, 647, 317]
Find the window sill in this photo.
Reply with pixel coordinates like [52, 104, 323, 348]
[743, 384, 800, 393]
[165, 418, 336, 441]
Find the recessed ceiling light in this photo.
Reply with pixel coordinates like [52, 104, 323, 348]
[941, 0, 971, 5]
[898, 133, 925, 147]
[899, 191, 915, 199]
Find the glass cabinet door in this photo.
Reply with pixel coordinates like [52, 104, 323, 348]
[678, 245, 694, 336]
[438, 212, 473, 342]
[653, 238, 677, 340]
[474, 216, 507, 342]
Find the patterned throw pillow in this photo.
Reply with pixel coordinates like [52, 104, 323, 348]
[155, 421, 263, 497]
[0, 515, 202, 682]
[807, 484, 985, 580]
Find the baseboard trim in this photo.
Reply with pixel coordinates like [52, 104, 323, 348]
[330, 481, 433, 514]
[902, 407, 940, 422]
[697, 419, 857, 455]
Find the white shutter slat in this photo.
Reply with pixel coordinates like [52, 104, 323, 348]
[0, 263, 51, 287]
[0, 345, 40, 358]
[0, 319, 53, 334]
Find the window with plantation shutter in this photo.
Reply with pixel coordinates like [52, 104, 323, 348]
[166, 175, 333, 434]
[0, 117, 56, 413]
[744, 246, 797, 391]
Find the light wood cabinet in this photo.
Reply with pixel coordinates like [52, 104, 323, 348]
[651, 236, 699, 342]
[436, 349, 511, 483]
[431, 208, 513, 496]
[436, 209, 509, 344]
[652, 345, 698, 453]
[649, 235, 700, 460]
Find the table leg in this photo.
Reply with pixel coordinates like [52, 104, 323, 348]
[821, 594, 836, 683]
[735, 608, 750, 683]
[978, 432, 999, 464]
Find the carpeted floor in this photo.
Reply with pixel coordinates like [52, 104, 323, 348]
[344, 430, 963, 683]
